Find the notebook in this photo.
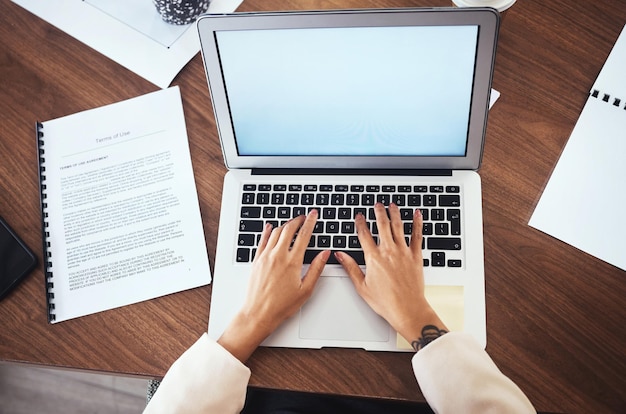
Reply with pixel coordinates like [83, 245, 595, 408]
[197, 7, 499, 351]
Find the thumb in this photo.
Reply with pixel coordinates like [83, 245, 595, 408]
[335, 251, 365, 292]
[301, 250, 330, 292]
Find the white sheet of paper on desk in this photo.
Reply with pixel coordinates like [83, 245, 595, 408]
[12, 0, 243, 88]
[529, 25, 626, 271]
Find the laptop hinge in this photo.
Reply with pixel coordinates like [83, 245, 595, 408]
[251, 169, 453, 176]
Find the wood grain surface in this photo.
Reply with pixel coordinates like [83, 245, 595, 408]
[0, 1, 624, 413]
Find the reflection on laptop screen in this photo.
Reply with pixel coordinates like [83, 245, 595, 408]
[215, 25, 478, 157]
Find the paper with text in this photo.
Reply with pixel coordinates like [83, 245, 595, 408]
[40, 87, 211, 322]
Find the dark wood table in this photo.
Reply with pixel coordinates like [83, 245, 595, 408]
[1, 1, 624, 412]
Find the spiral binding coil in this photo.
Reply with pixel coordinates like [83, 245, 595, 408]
[36, 122, 56, 322]
[590, 89, 624, 109]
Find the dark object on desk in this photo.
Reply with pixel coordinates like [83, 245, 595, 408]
[0, 216, 37, 301]
[153, 0, 210, 25]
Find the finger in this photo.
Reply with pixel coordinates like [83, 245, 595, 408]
[276, 215, 305, 249]
[301, 249, 330, 293]
[335, 251, 366, 293]
[255, 223, 274, 257]
[355, 212, 376, 251]
[410, 208, 424, 257]
[388, 203, 404, 245]
[266, 222, 283, 249]
[374, 202, 392, 244]
[291, 209, 318, 253]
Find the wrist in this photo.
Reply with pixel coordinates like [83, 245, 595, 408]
[217, 311, 274, 363]
[395, 302, 449, 351]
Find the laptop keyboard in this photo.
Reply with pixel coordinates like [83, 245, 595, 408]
[237, 183, 463, 268]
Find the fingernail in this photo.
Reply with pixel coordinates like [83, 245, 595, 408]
[334, 251, 344, 262]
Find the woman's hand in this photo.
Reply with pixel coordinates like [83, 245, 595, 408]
[336, 203, 447, 348]
[218, 210, 329, 362]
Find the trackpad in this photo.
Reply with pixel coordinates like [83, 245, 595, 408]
[299, 277, 389, 342]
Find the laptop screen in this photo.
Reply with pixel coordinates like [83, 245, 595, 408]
[215, 25, 478, 157]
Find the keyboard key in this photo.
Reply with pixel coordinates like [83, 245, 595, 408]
[318, 236, 331, 248]
[242, 193, 255, 204]
[273, 184, 287, 191]
[423, 195, 437, 206]
[382, 185, 396, 192]
[241, 206, 261, 218]
[333, 236, 347, 248]
[326, 222, 340, 233]
[238, 234, 255, 246]
[236, 248, 250, 262]
[377, 194, 390, 205]
[432, 209, 445, 221]
[435, 223, 449, 235]
[259, 184, 272, 191]
[243, 184, 256, 191]
[439, 195, 460, 207]
[331, 194, 344, 205]
[304, 249, 364, 265]
[346, 194, 360, 205]
[398, 185, 412, 192]
[400, 208, 414, 220]
[240, 220, 264, 232]
[361, 194, 375, 205]
[430, 185, 444, 193]
[301, 193, 314, 205]
[423, 223, 433, 235]
[432, 252, 446, 267]
[427, 237, 461, 250]
[335, 185, 349, 192]
[286, 193, 299, 205]
[448, 209, 461, 235]
[448, 259, 462, 267]
[392, 194, 406, 206]
[446, 186, 460, 193]
[341, 222, 355, 233]
[304, 184, 317, 191]
[263, 207, 276, 218]
[278, 207, 291, 218]
[408, 195, 421, 206]
[322, 208, 336, 219]
[350, 185, 364, 192]
[353, 207, 366, 218]
[293, 206, 306, 217]
[271, 193, 285, 204]
[366, 185, 380, 192]
[320, 185, 333, 191]
[257, 193, 270, 204]
[338, 208, 351, 220]
[414, 185, 428, 192]
[348, 236, 361, 248]
[316, 194, 329, 205]
[289, 184, 302, 191]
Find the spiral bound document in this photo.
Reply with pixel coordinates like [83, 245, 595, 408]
[529, 25, 626, 271]
[36, 87, 211, 323]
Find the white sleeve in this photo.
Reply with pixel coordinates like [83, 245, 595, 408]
[144, 333, 251, 414]
[412, 332, 536, 413]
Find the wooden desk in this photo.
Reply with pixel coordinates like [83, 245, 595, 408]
[1, 1, 624, 412]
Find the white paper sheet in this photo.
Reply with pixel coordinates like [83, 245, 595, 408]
[529, 25, 626, 271]
[12, 0, 244, 88]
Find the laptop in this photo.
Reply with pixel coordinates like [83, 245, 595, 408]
[197, 7, 498, 351]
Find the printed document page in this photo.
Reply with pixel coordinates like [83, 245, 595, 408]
[42, 87, 211, 322]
